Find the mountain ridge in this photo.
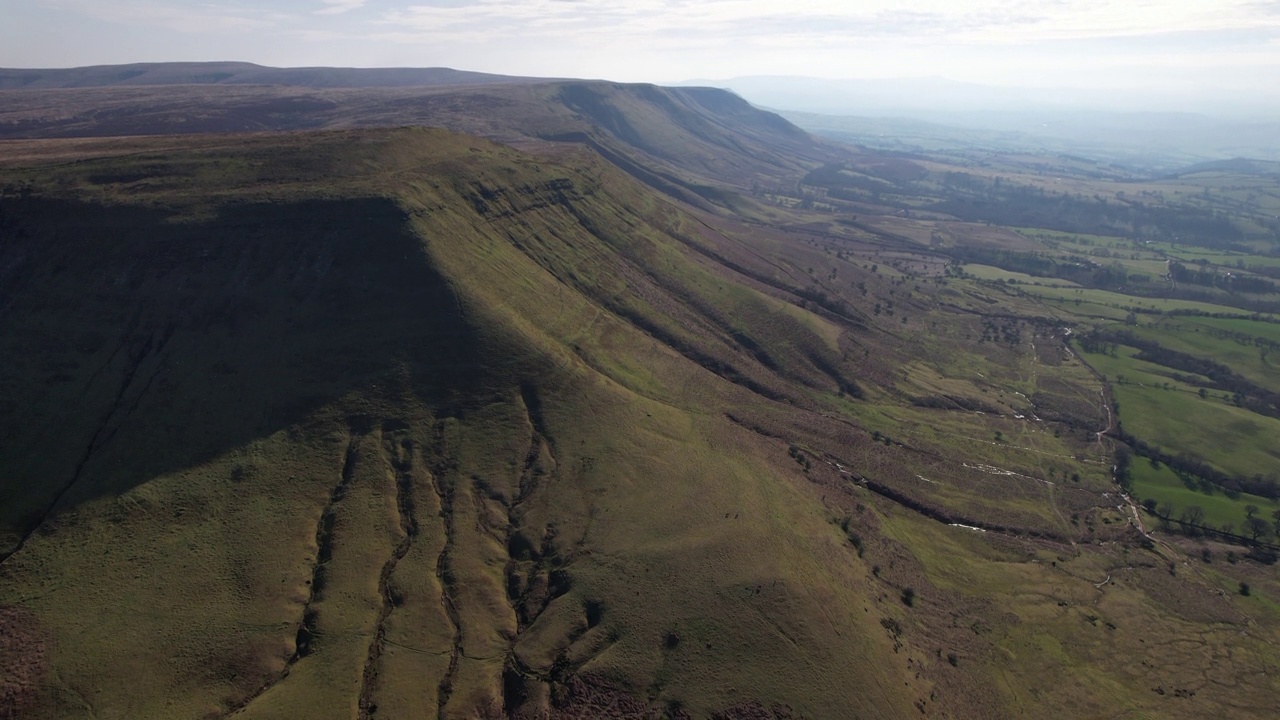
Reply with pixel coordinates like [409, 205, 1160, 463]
[0, 61, 559, 89]
[0, 77, 850, 212]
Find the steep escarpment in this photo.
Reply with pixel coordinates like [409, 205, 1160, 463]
[0, 129, 919, 719]
[0, 194, 485, 556]
[550, 82, 835, 186]
[0, 72, 846, 203]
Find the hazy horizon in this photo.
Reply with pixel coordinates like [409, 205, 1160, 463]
[686, 73, 1280, 119]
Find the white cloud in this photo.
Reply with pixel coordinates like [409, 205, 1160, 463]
[369, 0, 1280, 46]
[316, 0, 368, 15]
[350, 0, 1280, 93]
[33, 0, 1280, 49]
[41, 0, 288, 33]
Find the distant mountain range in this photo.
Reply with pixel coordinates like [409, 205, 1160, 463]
[8, 64, 1280, 166]
[0, 61, 559, 89]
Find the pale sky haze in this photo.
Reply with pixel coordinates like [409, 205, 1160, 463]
[3, 0, 1279, 111]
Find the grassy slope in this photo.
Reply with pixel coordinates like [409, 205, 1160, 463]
[1, 128, 1276, 719]
[0, 130, 916, 719]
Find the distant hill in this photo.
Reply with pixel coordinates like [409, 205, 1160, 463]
[1168, 157, 1280, 179]
[0, 61, 554, 89]
[0, 74, 847, 208]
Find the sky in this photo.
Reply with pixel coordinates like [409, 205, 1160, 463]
[3, 0, 1280, 109]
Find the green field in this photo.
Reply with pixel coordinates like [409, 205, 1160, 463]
[1081, 345, 1280, 479]
[1125, 321, 1280, 394]
[1129, 461, 1277, 532]
[965, 263, 1081, 287]
[1143, 241, 1280, 268]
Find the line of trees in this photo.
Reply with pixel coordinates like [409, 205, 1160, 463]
[948, 247, 1140, 290]
[1113, 422, 1280, 501]
[1168, 261, 1278, 294]
[1164, 309, 1280, 323]
[1139, 498, 1280, 562]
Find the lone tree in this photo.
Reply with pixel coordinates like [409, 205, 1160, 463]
[1245, 517, 1272, 543]
[1115, 447, 1133, 487]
